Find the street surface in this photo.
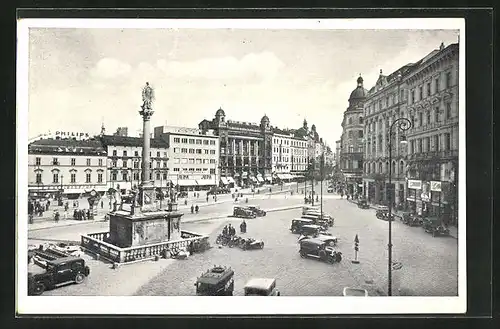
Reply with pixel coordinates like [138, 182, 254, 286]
[27, 182, 458, 297]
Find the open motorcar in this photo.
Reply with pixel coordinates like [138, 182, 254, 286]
[422, 217, 450, 237]
[233, 206, 257, 219]
[357, 199, 370, 209]
[290, 218, 314, 234]
[244, 278, 280, 296]
[237, 237, 264, 250]
[246, 205, 267, 217]
[28, 256, 90, 296]
[299, 238, 342, 263]
[195, 266, 234, 296]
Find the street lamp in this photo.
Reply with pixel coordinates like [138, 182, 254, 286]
[387, 116, 412, 296]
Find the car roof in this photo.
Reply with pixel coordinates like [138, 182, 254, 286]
[294, 218, 313, 222]
[316, 235, 336, 241]
[302, 224, 321, 229]
[197, 267, 234, 285]
[244, 278, 276, 290]
[300, 238, 325, 245]
[47, 256, 83, 265]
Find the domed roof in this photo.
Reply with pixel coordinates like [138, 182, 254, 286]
[216, 108, 225, 116]
[349, 75, 368, 101]
[261, 114, 270, 123]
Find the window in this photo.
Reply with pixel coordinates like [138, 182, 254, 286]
[210, 140, 215, 145]
[444, 133, 451, 150]
[204, 149, 209, 154]
[71, 158, 75, 166]
[98, 159, 103, 166]
[359, 116, 364, 124]
[426, 111, 431, 126]
[36, 173, 42, 184]
[181, 158, 187, 164]
[210, 150, 216, 154]
[173, 158, 180, 164]
[426, 82, 431, 96]
[133, 161, 139, 168]
[173, 168, 180, 172]
[181, 138, 188, 143]
[122, 160, 127, 168]
[156, 172, 161, 180]
[418, 112, 423, 127]
[87, 158, 91, 166]
[446, 72, 452, 88]
[203, 140, 209, 145]
[419, 86, 423, 100]
[52, 157, 59, 165]
[156, 161, 161, 168]
[426, 137, 431, 152]
[386, 96, 390, 107]
[35, 157, 41, 166]
[112, 150, 117, 156]
[411, 90, 415, 104]
[196, 149, 202, 154]
[98, 173, 103, 183]
[134, 151, 139, 157]
[53, 173, 59, 183]
[348, 131, 352, 138]
[71, 173, 76, 183]
[149, 173, 152, 180]
[358, 130, 363, 138]
[434, 135, 440, 151]
[348, 118, 352, 125]
[435, 77, 439, 93]
[189, 158, 195, 164]
[196, 139, 202, 145]
[181, 148, 187, 153]
[189, 149, 195, 154]
[173, 148, 179, 153]
[163, 173, 167, 180]
[210, 159, 216, 164]
[85, 173, 91, 183]
[174, 137, 180, 143]
[196, 159, 202, 164]
[112, 171, 117, 181]
[123, 150, 127, 157]
[446, 103, 452, 119]
[189, 139, 195, 144]
[163, 162, 167, 167]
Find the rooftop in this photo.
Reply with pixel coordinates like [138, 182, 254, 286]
[29, 138, 107, 156]
[100, 135, 169, 148]
[244, 278, 276, 289]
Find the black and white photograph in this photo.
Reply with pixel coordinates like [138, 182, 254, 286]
[16, 18, 466, 315]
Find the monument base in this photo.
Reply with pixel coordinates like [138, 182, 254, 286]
[108, 209, 183, 248]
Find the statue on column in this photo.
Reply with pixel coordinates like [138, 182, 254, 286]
[141, 82, 155, 113]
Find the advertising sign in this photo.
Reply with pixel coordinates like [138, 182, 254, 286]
[421, 181, 430, 202]
[430, 181, 442, 192]
[407, 179, 422, 190]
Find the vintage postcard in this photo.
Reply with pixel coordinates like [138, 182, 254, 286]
[16, 17, 466, 315]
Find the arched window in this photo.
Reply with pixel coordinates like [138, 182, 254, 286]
[378, 162, 382, 174]
[348, 117, 352, 125]
[399, 160, 405, 176]
[391, 161, 396, 175]
[359, 116, 364, 124]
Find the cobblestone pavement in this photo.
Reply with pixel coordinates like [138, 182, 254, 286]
[135, 197, 458, 297]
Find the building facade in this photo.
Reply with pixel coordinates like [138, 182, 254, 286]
[339, 76, 367, 196]
[28, 138, 108, 197]
[404, 43, 459, 224]
[154, 125, 220, 191]
[199, 109, 273, 187]
[362, 66, 413, 206]
[270, 129, 307, 181]
[99, 134, 169, 193]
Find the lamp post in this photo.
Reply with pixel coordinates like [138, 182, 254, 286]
[387, 115, 412, 295]
[320, 151, 324, 217]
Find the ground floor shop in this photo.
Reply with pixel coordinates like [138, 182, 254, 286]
[363, 178, 407, 206]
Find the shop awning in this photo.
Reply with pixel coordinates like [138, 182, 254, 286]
[257, 176, 264, 182]
[227, 177, 235, 183]
[220, 177, 229, 185]
[196, 178, 216, 186]
[250, 176, 257, 182]
[177, 179, 198, 186]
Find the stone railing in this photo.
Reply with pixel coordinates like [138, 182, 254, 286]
[81, 230, 208, 264]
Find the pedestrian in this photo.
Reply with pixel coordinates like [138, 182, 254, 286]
[195, 205, 199, 214]
[101, 200, 104, 208]
[54, 211, 60, 223]
[87, 209, 91, 219]
[223, 225, 228, 236]
[63, 210, 68, 220]
[191, 204, 194, 214]
[206, 195, 209, 202]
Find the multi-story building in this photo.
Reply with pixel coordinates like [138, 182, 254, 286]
[290, 136, 309, 176]
[334, 140, 341, 168]
[28, 137, 108, 198]
[154, 125, 220, 191]
[270, 129, 307, 181]
[405, 42, 459, 224]
[362, 65, 414, 205]
[99, 134, 169, 194]
[339, 76, 367, 196]
[199, 108, 273, 187]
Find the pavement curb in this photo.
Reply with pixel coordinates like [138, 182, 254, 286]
[28, 219, 108, 232]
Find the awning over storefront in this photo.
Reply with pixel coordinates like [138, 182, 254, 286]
[227, 177, 235, 184]
[196, 178, 216, 186]
[220, 177, 229, 185]
[177, 180, 198, 186]
[250, 176, 257, 182]
[257, 176, 264, 182]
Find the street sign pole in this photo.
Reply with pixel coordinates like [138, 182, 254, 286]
[352, 234, 360, 264]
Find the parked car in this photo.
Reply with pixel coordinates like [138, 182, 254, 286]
[246, 205, 267, 217]
[303, 211, 334, 227]
[396, 211, 421, 226]
[302, 206, 320, 215]
[233, 206, 257, 219]
[299, 238, 342, 263]
[343, 287, 369, 296]
[47, 243, 82, 257]
[298, 234, 338, 247]
[28, 256, 90, 295]
[237, 237, 265, 250]
[327, 187, 334, 193]
[357, 199, 370, 209]
[195, 266, 234, 296]
[177, 191, 188, 198]
[244, 278, 280, 296]
[422, 217, 450, 237]
[290, 218, 315, 234]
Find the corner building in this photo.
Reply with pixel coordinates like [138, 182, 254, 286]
[339, 76, 367, 196]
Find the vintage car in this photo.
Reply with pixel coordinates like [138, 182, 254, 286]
[237, 237, 265, 250]
[299, 238, 342, 263]
[303, 211, 335, 227]
[195, 266, 234, 296]
[422, 217, 450, 237]
[244, 278, 280, 296]
[297, 224, 324, 237]
[302, 205, 320, 215]
[28, 256, 90, 295]
[290, 218, 315, 234]
[375, 205, 394, 221]
[177, 191, 188, 198]
[343, 287, 369, 296]
[298, 234, 338, 247]
[396, 212, 421, 226]
[301, 214, 330, 230]
[327, 186, 334, 193]
[233, 206, 257, 219]
[246, 205, 267, 217]
[47, 243, 82, 257]
[357, 199, 370, 209]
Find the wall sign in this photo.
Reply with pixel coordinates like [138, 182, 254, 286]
[430, 181, 442, 192]
[407, 179, 422, 190]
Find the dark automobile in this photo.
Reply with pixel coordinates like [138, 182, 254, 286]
[422, 217, 450, 237]
[396, 211, 421, 226]
[290, 218, 314, 234]
[233, 206, 257, 219]
[298, 234, 338, 247]
[375, 206, 394, 221]
[327, 187, 334, 193]
[195, 266, 234, 296]
[237, 237, 264, 250]
[28, 256, 90, 296]
[299, 238, 342, 264]
[177, 191, 188, 198]
[246, 205, 267, 217]
[357, 199, 370, 209]
[302, 211, 334, 227]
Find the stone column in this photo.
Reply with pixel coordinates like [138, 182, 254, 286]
[141, 115, 152, 184]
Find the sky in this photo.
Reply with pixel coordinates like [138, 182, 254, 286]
[27, 27, 459, 147]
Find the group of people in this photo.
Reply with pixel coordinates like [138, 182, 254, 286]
[190, 204, 200, 214]
[222, 223, 237, 237]
[74, 208, 92, 221]
[28, 199, 50, 218]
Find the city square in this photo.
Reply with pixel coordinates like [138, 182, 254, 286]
[21, 22, 463, 310]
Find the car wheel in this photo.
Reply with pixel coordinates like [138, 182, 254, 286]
[260, 242, 264, 249]
[336, 253, 342, 262]
[300, 250, 306, 258]
[75, 273, 85, 284]
[32, 282, 45, 295]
